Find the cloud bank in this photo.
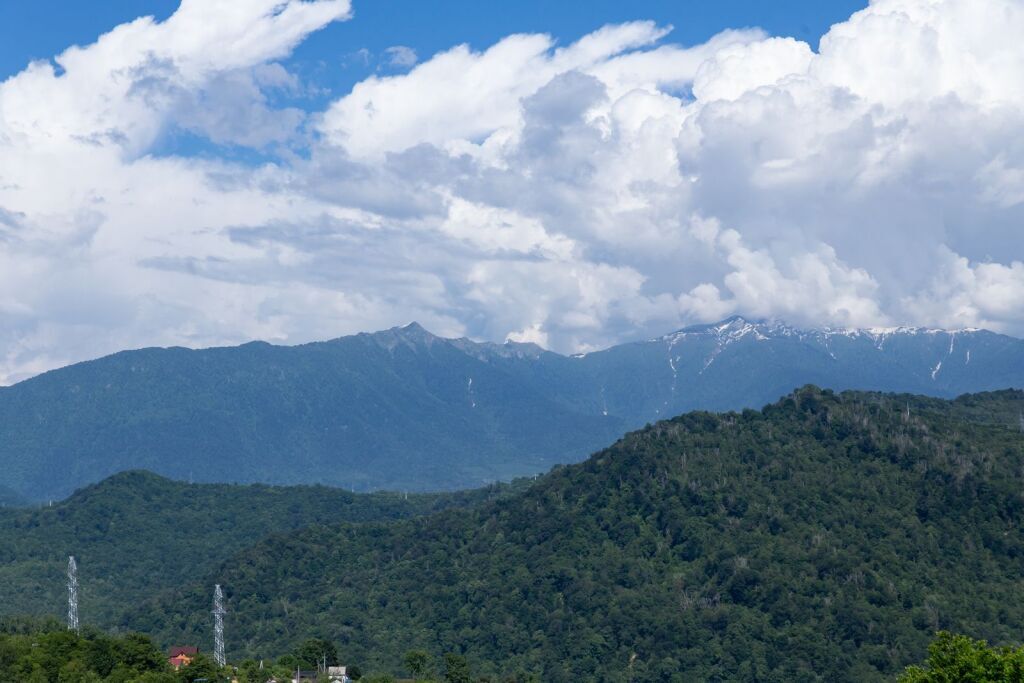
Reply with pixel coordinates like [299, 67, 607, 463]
[1, 0, 1023, 382]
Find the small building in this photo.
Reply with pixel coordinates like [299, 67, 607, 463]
[327, 666, 352, 683]
[288, 668, 351, 683]
[168, 646, 198, 670]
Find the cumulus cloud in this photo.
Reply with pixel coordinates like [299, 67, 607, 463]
[679, 217, 888, 327]
[903, 248, 1024, 330]
[2, 0, 1024, 383]
[317, 22, 756, 159]
[0, 0, 351, 382]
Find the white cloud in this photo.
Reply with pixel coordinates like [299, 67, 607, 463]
[812, 0, 1024, 109]
[691, 37, 813, 102]
[0, 0, 350, 154]
[316, 21, 748, 159]
[0, 0, 350, 382]
[679, 221, 888, 328]
[441, 198, 575, 259]
[903, 247, 1024, 331]
[3, 0, 1024, 383]
[383, 45, 418, 68]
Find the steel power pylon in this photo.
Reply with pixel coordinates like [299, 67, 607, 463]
[67, 556, 79, 632]
[212, 584, 226, 666]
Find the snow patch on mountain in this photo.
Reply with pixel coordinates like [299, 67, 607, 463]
[656, 317, 990, 349]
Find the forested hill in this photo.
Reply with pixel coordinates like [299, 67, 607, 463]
[0, 470, 522, 627]
[130, 388, 1024, 682]
[3, 316, 1024, 502]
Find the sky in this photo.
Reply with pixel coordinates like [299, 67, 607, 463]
[1, 0, 1023, 383]
[0, 2, 865, 83]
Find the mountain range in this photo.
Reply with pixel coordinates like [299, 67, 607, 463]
[2, 316, 1023, 501]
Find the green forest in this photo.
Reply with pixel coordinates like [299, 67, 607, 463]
[0, 617, 497, 682]
[123, 388, 1024, 681]
[0, 617, 211, 683]
[0, 619, 341, 682]
[6, 618, 1017, 682]
[4, 388, 1024, 681]
[0, 471, 525, 625]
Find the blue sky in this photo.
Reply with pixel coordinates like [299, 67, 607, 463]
[1, 1, 867, 96]
[0, 0, 867, 162]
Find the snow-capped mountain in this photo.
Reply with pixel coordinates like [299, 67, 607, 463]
[1, 316, 1021, 501]
[563, 315, 1023, 424]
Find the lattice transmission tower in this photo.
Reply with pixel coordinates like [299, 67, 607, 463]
[67, 556, 79, 632]
[212, 584, 226, 666]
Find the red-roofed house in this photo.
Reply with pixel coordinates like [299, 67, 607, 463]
[168, 646, 198, 670]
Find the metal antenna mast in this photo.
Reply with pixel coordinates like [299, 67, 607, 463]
[212, 584, 226, 666]
[67, 556, 79, 632]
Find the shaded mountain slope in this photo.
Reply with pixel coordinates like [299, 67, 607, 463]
[0, 486, 28, 507]
[2, 316, 1023, 501]
[0, 325, 624, 500]
[129, 388, 1024, 682]
[0, 470, 522, 626]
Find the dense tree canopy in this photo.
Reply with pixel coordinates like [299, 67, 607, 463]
[0, 470, 524, 626]
[0, 618, 184, 682]
[899, 631, 1024, 682]
[122, 388, 1024, 681]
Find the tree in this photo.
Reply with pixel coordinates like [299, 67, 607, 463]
[113, 633, 167, 673]
[235, 659, 262, 683]
[132, 673, 178, 683]
[83, 637, 117, 677]
[0, 626, 177, 683]
[443, 653, 471, 683]
[295, 638, 339, 669]
[404, 650, 431, 680]
[898, 631, 1024, 682]
[56, 659, 103, 683]
[175, 653, 222, 683]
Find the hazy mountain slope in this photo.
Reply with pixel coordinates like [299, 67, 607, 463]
[0, 486, 28, 508]
[0, 325, 624, 501]
[0, 470, 522, 627]
[1, 317, 1023, 501]
[129, 389, 1024, 682]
